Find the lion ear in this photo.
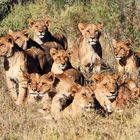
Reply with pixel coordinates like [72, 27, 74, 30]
[97, 23, 104, 30]
[66, 48, 73, 56]
[46, 72, 55, 83]
[21, 29, 30, 38]
[91, 73, 102, 84]
[50, 48, 57, 57]
[29, 19, 35, 27]
[45, 17, 50, 27]
[112, 73, 119, 80]
[70, 84, 81, 96]
[78, 23, 87, 33]
[8, 29, 14, 35]
[112, 39, 117, 47]
[21, 69, 30, 79]
[125, 39, 132, 46]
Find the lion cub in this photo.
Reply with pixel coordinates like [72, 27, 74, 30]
[50, 48, 84, 85]
[112, 39, 139, 80]
[29, 18, 67, 50]
[61, 85, 94, 118]
[91, 72, 119, 112]
[69, 23, 103, 78]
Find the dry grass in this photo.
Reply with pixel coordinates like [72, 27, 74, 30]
[0, 0, 140, 140]
[0, 64, 139, 140]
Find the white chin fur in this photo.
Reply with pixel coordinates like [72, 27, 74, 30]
[38, 35, 44, 38]
[88, 41, 96, 45]
[59, 64, 66, 69]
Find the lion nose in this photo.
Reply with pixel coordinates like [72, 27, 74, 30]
[91, 36, 95, 39]
[39, 30, 43, 33]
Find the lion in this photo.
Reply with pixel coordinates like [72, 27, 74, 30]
[91, 72, 119, 112]
[29, 18, 68, 50]
[61, 85, 94, 118]
[50, 73, 81, 119]
[8, 29, 49, 73]
[0, 34, 45, 105]
[50, 48, 84, 85]
[112, 78, 140, 110]
[112, 39, 139, 80]
[69, 22, 103, 78]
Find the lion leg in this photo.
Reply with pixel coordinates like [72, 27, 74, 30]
[15, 76, 27, 105]
[5, 77, 17, 100]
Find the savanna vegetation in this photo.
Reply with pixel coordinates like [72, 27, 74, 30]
[0, 0, 140, 140]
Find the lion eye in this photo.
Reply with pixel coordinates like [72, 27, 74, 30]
[35, 25, 38, 28]
[16, 36, 20, 40]
[86, 30, 90, 33]
[0, 43, 4, 46]
[82, 93, 86, 96]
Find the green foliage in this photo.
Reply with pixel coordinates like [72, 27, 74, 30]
[0, 0, 139, 48]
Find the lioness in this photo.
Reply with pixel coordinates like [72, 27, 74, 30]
[29, 18, 68, 50]
[0, 34, 44, 105]
[50, 48, 84, 85]
[112, 39, 139, 80]
[91, 72, 118, 112]
[69, 23, 103, 78]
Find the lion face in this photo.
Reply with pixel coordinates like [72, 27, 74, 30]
[29, 18, 50, 39]
[22, 72, 41, 94]
[37, 72, 55, 95]
[9, 29, 30, 49]
[112, 39, 132, 59]
[78, 23, 103, 45]
[70, 85, 94, 111]
[92, 73, 118, 99]
[50, 48, 69, 70]
[0, 34, 14, 57]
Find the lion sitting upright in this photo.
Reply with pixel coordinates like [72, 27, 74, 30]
[29, 18, 68, 50]
[112, 39, 139, 80]
[69, 22, 103, 78]
[0, 34, 45, 105]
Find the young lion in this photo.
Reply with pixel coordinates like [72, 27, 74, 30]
[69, 22, 103, 78]
[0, 34, 44, 105]
[61, 85, 94, 118]
[50, 48, 84, 85]
[29, 18, 68, 50]
[112, 39, 139, 80]
[91, 72, 118, 112]
[9, 29, 49, 73]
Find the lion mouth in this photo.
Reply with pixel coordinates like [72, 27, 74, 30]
[38, 33, 45, 38]
[107, 91, 118, 99]
[59, 64, 67, 69]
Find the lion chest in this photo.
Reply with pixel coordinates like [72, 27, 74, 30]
[125, 56, 137, 72]
[5, 53, 26, 80]
[79, 44, 100, 65]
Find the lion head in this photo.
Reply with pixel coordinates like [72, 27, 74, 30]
[69, 85, 94, 111]
[9, 29, 30, 50]
[29, 18, 50, 44]
[112, 39, 132, 59]
[50, 48, 70, 72]
[78, 22, 103, 45]
[0, 34, 15, 57]
[92, 72, 119, 112]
